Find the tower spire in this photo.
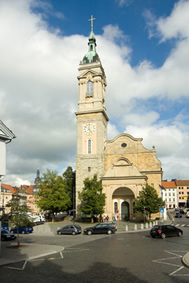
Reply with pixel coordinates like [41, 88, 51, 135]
[89, 15, 96, 31]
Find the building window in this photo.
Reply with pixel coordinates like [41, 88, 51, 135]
[87, 139, 92, 154]
[169, 198, 171, 201]
[88, 167, 91, 172]
[114, 202, 118, 214]
[86, 81, 93, 96]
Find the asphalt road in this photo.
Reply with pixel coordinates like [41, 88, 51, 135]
[1, 218, 189, 283]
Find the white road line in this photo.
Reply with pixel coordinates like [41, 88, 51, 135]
[152, 250, 189, 277]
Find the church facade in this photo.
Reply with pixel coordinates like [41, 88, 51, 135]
[75, 21, 162, 221]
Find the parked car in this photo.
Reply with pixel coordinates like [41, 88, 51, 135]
[57, 224, 82, 235]
[186, 212, 189, 218]
[1, 222, 9, 231]
[83, 222, 117, 235]
[1, 229, 16, 241]
[179, 209, 185, 214]
[10, 225, 33, 234]
[150, 225, 183, 239]
[175, 212, 182, 218]
[31, 216, 45, 225]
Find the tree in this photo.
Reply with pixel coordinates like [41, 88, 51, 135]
[134, 184, 165, 220]
[62, 166, 75, 211]
[36, 169, 71, 222]
[6, 187, 32, 246]
[79, 174, 106, 222]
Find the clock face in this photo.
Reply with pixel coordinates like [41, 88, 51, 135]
[84, 123, 95, 135]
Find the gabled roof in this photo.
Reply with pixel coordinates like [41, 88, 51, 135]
[1, 183, 12, 193]
[175, 180, 189, 186]
[0, 120, 16, 141]
[27, 185, 34, 195]
[162, 181, 176, 188]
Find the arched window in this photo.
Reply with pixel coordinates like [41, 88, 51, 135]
[87, 139, 92, 154]
[114, 202, 118, 214]
[86, 81, 93, 96]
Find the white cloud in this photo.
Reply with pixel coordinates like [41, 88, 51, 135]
[157, 0, 189, 41]
[0, 0, 189, 185]
[115, 0, 133, 7]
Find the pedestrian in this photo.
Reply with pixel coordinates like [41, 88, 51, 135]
[106, 215, 109, 222]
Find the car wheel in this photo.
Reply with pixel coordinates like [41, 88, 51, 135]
[151, 235, 155, 238]
[57, 231, 61, 235]
[161, 233, 166, 239]
[22, 230, 25, 234]
[87, 230, 92, 235]
[72, 231, 76, 235]
[177, 231, 182, 237]
[107, 230, 112, 235]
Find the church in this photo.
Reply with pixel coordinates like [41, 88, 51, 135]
[75, 17, 162, 221]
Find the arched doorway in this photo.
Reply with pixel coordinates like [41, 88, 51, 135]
[121, 201, 130, 221]
[112, 187, 134, 221]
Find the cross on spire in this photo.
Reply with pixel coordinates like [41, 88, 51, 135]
[89, 15, 96, 31]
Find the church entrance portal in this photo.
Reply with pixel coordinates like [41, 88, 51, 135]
[112, 187, 134, 221]
[121, 201, 130, 221]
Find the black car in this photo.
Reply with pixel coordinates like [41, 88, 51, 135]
[83, 222, 117, 235]
[150, 225, 183, 239]
[57, 224, 82, 235]
[1, 229, 16, 241]
[175, 212, 182, 218]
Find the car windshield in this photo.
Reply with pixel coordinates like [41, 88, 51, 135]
[2, 230, 9, 234]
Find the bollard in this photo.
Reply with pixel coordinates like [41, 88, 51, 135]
[145, 222, 148, 229]
[141, 223, 144, 230]
[125, 225, 128, 231]
[149, 222, 152, 228]
[134, 224, 137, 230]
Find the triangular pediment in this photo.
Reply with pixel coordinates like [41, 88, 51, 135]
[78, 70, 100, 80]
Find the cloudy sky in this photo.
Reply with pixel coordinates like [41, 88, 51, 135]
[1, 0, 189, 186]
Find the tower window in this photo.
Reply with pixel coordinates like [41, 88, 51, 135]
[86, 81, 93, 97]
[87, 139, 92, 154]
[88, 167, 91, 172]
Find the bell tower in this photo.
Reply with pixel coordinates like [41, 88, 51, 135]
[75, 16, 108, 216]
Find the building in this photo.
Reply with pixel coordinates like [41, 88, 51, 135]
[75, 18, 162, 221]
[0, 184, 12, 214]
[0, 120, 15, 214]
[161, 181, 178, 209]
[175, 180, 189, 208]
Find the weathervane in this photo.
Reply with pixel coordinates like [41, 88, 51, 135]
[89, 15, 96, 31]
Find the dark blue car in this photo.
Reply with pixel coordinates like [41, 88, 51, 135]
[10, 226, 33, 234]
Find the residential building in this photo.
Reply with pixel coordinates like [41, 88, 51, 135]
[175, 180, 189, 208]
[161, 181, 178, 209]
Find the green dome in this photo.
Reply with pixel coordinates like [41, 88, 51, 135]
[82, 30, 100, 64]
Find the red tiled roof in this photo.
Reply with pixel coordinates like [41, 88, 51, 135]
[1, 183, 14, 194]
[162, 181, 176, 188]
[175, 180, 189, 186]
[27, 185, 34, 195]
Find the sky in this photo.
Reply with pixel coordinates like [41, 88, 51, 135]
[0, 0, 189, 186]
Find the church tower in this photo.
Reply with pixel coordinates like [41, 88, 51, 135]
[75, 16, 108, 215]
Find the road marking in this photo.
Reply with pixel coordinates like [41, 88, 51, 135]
[4, 251, 64, 271]
[153, 250, 189, 277]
